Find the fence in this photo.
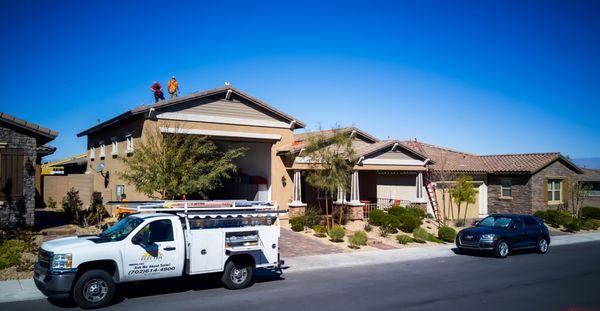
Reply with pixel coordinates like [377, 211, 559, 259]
[363, 198, 412, 219]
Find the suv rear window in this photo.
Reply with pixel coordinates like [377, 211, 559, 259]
[524, 216, 539, 227]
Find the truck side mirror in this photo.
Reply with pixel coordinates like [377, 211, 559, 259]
[133, 233, 149, 246]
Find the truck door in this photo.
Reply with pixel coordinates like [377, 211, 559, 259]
[122, 218, 184, 281]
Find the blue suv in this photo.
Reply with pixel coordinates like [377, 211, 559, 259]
[456, 214, 550, 258]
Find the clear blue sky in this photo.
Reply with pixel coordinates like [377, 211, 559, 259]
[1, 0, 599, 161]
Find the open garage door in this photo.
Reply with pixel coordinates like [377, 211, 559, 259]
[209, 141, 272, 201]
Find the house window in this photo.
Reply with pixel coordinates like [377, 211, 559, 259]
[0, 148, 24, 198]
[89, 147, 95, 160]
[126, 135, 134, 154]
[500, 178, 512, 198]
[99, 142, 106, 159]
[116, 185, 125, 201]
[547, 179, 562, 203]
[111, 137, 118, 156]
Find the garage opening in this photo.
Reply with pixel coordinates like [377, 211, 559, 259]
[206, 140, 272, 201]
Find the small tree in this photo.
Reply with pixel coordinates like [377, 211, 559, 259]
[119, 124, 245, 199]
[570, 179, 592, 219]
[62, 187, 84, 225]
[303, 127, 357, 228]
[449, 175, 477, 225]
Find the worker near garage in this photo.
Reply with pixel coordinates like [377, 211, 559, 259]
[167, 76, 179, 98]
[150, 81, 165, 102]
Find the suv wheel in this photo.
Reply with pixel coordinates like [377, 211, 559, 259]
[537, 238, 549, 254]
[73, 270, 116, 309]
[494, 240, 509, 258]
[221, 260, 253, 290]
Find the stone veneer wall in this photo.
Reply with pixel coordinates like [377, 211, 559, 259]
[487, 174, 532, 214]
[530, 160, 578, 212]
[0, 126, 37, 227]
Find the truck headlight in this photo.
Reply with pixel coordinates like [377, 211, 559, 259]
[480, 234, 496, 240]
[51, 254, 72, 270]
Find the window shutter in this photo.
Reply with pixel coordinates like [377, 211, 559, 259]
[543, 178, 548, 205]
[562, 178, 569, 205]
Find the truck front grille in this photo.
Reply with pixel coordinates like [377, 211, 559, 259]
[37, 249, 52, 269]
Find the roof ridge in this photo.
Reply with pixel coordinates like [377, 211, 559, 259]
[401, 140, 477, 156]
[480, 152, 560, 157]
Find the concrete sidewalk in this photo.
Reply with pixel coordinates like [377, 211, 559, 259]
[2, 232, 600, 304]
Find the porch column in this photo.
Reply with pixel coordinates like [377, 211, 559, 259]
[335, 186, 346, 204]
[349, 170, 362, 205]
[289, 170, 306, 207]
[416, 172, 424, 200]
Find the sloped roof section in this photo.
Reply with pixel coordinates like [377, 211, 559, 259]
[358, 140, 428, 160]
[0, 112, 58, 142]
[279, 127, 379, 154]
[401, 140, 488, 173]
[77, 85, 306, 137]
[481, 153, 583, 174]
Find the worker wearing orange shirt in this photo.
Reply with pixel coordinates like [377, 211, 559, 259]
[167, 76, 179, 99]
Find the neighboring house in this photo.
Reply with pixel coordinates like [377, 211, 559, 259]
[277, 127, 430, 218]
[41, 154, 93, 209]
[402, 140, 584, 218]
[581, 169, 600, 208]
[76, 85, 305, 210]
[0, 112, 57, 227]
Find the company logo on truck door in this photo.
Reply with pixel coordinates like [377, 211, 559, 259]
[141, 251, 164, 261]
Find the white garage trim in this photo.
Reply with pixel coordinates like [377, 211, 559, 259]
[159, 127, 282, 141]
[157, 112, 290, 129]
[361, 159, 426, 166]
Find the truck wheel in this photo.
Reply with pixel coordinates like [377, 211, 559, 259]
[73, 270, 116, 309]
[221, 260, 253, 290]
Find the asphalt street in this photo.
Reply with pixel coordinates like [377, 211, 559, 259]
[2, 241, 599, 311]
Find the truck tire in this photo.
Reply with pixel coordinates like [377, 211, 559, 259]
[73, 269, 116, 309]
[221, 260, 253, 290]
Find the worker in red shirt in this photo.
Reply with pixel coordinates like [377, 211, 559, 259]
[150, 81, 165, 102]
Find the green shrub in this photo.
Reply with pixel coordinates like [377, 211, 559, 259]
[382, 215, 400, 231]
[379, 224, 396, 237]
[397, 213, 423, 233]
[0, 239, 27, 269]
[396, 234, 413, 244]
[364, 223, 372, 232]
[533, 210, 548, 221]
[582, 206, 600, 220]
[348, 230, 368, 248]
[304, 207, 323, 227]
[564, 219, 581, 233]
[328, 226, 345, 242]
[290, 216, 305, 232]
[312, 225, 328, 237]
[62, 187, 84, 225]
[412, 228, 429, 243]
[368, 209, 386, 226]
[47, 197, 57, 209]
[388, 206, 407, 217]
[454, 219, 465, 227]
[581, 219, 600, 230]
[405, 207, 426, 220]
[438, 226, 457, 242]
[546, 210, 572, 228]
[426, 213, 435, 219]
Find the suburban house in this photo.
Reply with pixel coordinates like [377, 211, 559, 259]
[276, 127, 431, 219]
[402, 140, 584, 218]
[76, 85, 306, 210]
[581, 169, 600, 208]
[0, 112, 57, 227]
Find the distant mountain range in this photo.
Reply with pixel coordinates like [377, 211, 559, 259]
[572, 158, 600, 170]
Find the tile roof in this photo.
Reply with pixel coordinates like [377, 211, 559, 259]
[278, 127, 379, 154]
[581, 168, 600, 181]
[77, 85, 306, 137]
[401, 140, 582, 174]
[0, 112, 58, 140]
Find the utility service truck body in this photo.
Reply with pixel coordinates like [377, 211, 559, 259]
[34, 201, 283, 308]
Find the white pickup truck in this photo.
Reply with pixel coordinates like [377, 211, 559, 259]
[34, 201, 283, 309]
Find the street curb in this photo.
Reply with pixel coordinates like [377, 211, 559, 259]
[284, 231, 600, 274]
[1, 232, 599, 304]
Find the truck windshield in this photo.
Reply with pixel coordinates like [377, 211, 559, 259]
[476, 216, 512, 228]
[98, 216, 144, 241]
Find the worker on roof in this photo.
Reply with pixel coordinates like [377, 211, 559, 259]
[150, 81, 165, 102]
[167, 76, 179, 99]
